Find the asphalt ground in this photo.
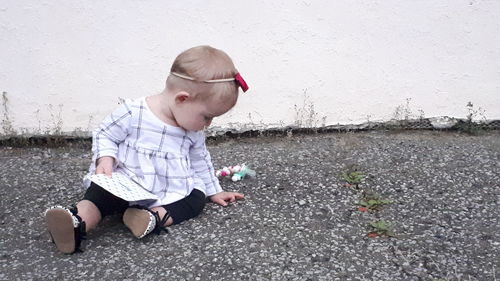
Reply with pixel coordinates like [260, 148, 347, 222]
[0, 130, 498, 281]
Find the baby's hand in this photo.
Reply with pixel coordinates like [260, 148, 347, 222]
[209, 192, 245, 207]
[95, 156, 114, 177]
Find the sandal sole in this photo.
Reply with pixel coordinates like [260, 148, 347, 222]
[123, 208, 151, 238]
[45, 209, 76, 254]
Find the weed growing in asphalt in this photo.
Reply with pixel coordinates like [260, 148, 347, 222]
[368, 220, 395, 237]
[358, 198, 393, 212]
[455, 101, 487, 135]
[341, 170, 364, 189]
[46, 104, 64, 135]
[293, 89, 326, 128]
[1, 91, 15, 136]
[338, 173, 396, 237]
[392, 98, 413, 123]
[357, 190, 392, 212]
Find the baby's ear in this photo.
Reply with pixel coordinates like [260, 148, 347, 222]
[174, 91, 191, 103]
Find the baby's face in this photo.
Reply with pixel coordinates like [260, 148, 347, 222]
[174, 95, 234, 131]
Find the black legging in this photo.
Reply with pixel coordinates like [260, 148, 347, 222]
[83, 182, 206, 224]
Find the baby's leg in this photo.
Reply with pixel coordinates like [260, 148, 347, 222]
[45, 204, 91, 254]
[75, 200, 102, 231]
[123, 206, 171, 238]
[149, 206, 174, 226]
[79, 183, 129, 229]
[123, 189, 206, 238]
[162, 189, 206, 225]
[45, 183, 128, 253]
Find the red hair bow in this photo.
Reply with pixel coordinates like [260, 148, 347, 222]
[234, 73, 249, 92]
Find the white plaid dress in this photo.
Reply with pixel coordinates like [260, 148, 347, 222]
[83, 97, 222, 207]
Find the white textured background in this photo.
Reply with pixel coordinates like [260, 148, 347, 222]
[1, 1, 499, 135]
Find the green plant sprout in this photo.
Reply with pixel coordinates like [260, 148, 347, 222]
[368, 220, 394, 237]
[341, 170, 365, 188]
[358, 191, 394, 212]
[358, 198, 393, 212]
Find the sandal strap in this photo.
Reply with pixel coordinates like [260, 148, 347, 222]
[128, 205, 170, 236]
[152, 209, 170, 235]
[74, 221, 86, 252]
[69, 206, 87, 252]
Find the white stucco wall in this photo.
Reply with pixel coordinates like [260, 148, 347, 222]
[1, 1, 499, 135]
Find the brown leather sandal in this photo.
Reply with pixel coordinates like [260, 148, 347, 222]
[45, 206, 86, 254]
[123, 206, 170, 239]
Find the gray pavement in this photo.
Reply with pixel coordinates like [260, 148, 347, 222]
[0, 130, 498, 281]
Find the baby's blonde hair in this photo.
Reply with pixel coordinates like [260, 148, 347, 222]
[166, 45, 239, 107]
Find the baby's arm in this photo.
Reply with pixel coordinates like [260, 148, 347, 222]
[91, 102, 132, 173]
[95, 156, 114, 177]
[189, 132, 244, 206]
[209, 191, 244, 207]
[189, 132, 223, 196]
